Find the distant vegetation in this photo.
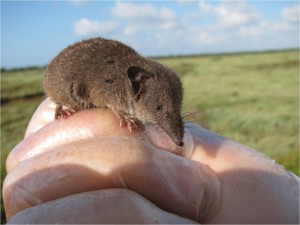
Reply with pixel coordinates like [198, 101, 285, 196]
[151, 48, 299, 60]
[159, 49, 299, 176]
[1, 49, 299, 222]
[1, 65, 46, 72]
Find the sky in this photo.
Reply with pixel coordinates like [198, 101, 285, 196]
[1, 0, 299, 69]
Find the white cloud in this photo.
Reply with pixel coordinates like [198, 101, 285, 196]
[199, 0, 260, 28]
[229, 4, 298, 41]
[159, 21, 181, 30]
[269, 21, 297, 33]
[183, 11, 199, 21]
[68, 0, 89, 6]
[177, 0, 196, 5]
[251, 5, 299, 35]
[237, 22, 267, 39]
[111, 2, 176, 23]
[122, 20, 180, 37]
[282, 5, 299, 23]
[71, 1, 298, 57]
[110, 2, 180, 36]
[123, 25, 138, 36]
[73, 18, 118, 36]
[194, 0, 299, 51]
[187, 30, 217, 46]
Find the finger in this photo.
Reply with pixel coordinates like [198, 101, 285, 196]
[6, 109, 132, 172]
[24, 98, 56, 138]
[24, 98, 193, 158]
[186, 122, 292, 173]
[7, 189, 197, 224]
[8, 109, 193, 172]
[144, 123, 194, 157]
[24, 97, 193, 154]
[185, 123, 300, 224]
[3, 136, 221, 222]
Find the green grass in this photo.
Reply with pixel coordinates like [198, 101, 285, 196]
[1, 69, 44, 101]
[1, 69, 45, 223]
[1, 50, 299, 222]
[158, 50, 299, 174]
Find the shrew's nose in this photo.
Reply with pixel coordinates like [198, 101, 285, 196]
[175, 140, 184, 147]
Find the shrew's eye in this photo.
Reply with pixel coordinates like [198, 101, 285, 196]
[156, 104, 163, 111]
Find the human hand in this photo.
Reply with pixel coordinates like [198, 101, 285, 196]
[4, 98, 219, 224]
[3, 98, 299, 224]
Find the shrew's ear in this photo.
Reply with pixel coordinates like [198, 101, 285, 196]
[127, 66, 153, 99]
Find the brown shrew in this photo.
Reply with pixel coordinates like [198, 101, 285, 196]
[43, 37, 184, 147]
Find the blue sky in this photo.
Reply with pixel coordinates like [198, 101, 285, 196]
[1, 0, 299, 69]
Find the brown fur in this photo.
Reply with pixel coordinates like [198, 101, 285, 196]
[44, 37, 184, 146]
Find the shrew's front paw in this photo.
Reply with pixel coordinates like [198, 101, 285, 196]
[55, 105, 76, 119]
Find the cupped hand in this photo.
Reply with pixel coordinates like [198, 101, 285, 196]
[3, 98, 299, 224]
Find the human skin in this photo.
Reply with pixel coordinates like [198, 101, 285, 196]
[3, 98, 299, 224]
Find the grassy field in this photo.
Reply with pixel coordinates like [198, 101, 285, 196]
[160, 50, 299, 173]
[1, 49, 299, 221]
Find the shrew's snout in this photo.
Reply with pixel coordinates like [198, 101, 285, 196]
[161, 113, 184, 147]
[172, 138, 184, 147]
